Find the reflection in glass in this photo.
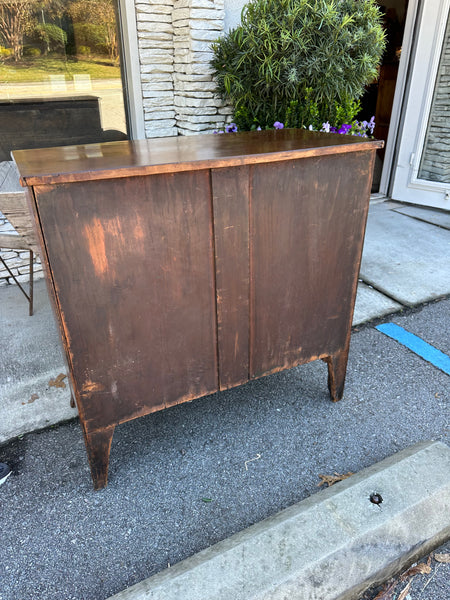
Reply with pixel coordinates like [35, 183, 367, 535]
[418, 11, 450, 184]
[0, 0, 127, 160]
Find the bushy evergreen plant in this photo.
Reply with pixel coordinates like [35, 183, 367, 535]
[211, 0, 386, 130]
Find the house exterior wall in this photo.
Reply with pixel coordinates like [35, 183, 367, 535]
[419, 10, 450, 183]
[136, 0, 177, 138]
[224, 0, 246, 31]
[136, 0, 239, 138]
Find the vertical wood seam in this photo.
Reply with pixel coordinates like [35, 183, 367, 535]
[248, 164, 254, 380]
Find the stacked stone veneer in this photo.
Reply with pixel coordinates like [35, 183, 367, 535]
[419, 11, 450, 183]
[136, 0, 177, 137]
[136, 0, 232, 137]
[0, 211, 43, 287]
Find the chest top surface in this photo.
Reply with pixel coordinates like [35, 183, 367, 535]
[12, 129, 383, 187]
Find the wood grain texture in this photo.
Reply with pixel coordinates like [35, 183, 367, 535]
[13, 129, 383, 187]
[0, 233, 31, 250]
[0, 192, 40, 253]
[0, 160, 22, 191]
[82, 424, 115, 490]
[34, 171, 219, 432]
[249, 151, 374, 379]
[211, 166, 250, 389]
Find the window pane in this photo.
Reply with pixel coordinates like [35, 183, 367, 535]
[418, 10, 450, 184]
[0, 0, 127, 161]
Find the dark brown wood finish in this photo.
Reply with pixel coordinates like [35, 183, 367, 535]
[211, 166, 250, 389]
[14, 129, 382, 186]
[14, 130, 382, 489]
[249, 151, 375, 384]
[32, 172, 219, 433]
[82, 425, 115, 491]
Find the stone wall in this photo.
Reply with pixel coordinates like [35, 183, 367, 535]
[419, 11, 450, 183]
[136, 0, 178, 138]
[136, 0, 233, 137]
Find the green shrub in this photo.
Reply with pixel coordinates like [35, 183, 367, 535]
[0, 46, 13, 58]
[77, 45, 92, 56]
[284, 90, 361, 131]
[73, 23, 109, 56]
[211, 0, 386, 129]
[34, 23, 68, 52]
[23, 46, 41, 57]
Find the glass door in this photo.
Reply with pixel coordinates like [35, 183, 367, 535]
[391, 0, 450, 210]
[0, 0, 128, 161]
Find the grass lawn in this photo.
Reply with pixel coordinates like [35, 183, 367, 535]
[0, 56, 121, 83]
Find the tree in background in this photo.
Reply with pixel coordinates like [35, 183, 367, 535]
[67, 0, 118, 61]
[0, 0, 118, 62]
[211, 0, 386, 130]
[0, 0, 37, 60]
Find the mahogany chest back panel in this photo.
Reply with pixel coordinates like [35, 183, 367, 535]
[14, 130, 382, 489]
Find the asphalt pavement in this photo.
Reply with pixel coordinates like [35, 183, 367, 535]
[0, 200, 449, 600]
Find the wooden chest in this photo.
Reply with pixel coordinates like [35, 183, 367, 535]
[13, 129, 382, 489]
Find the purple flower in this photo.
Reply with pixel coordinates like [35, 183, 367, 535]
[368, 116, 375, 134]
[273, 121, 284, 129]
[225, 123, 238, 133]
[321, 122, 331, 133]
[338, 123, 352, 135]
[256, 126, 262, 131]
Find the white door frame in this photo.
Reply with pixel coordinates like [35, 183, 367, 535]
[378, 0, 420, 197]
[118, 0, 146, 140]
[389, 0, 450, 210]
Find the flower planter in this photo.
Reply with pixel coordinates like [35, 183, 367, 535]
[13, 129, 382, 489]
